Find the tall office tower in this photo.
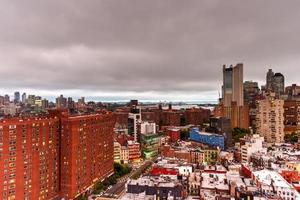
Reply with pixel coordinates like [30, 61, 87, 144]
[273, 73, 285, 97]
[14, 92, 20, 103]
[4, 95, 10, 103]
[218, 63, 249, 129]
[222, 63, 244, 107]
[0, 117, 60, 200]
[58, 111, 115, 199]
[56, 94, 67, 108]
[266, 69, 274, 92]
[21, 92, 26, 104]
[256, 93, 284, 143]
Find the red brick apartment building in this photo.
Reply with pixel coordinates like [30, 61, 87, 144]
[0, 110, 115, 200]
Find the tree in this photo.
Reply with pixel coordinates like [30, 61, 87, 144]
[232, 127, 250, 143]
[113, 162, 132, 178]
[180, 130, 189, 140]
[75, 194, 88, 200]
[284, 132, 299, 144]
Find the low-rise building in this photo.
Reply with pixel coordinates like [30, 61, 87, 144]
[127, 140, 141, 163]
[167, 127, 180, 143]
[241, 134, 265, 163]
[286, 161, 300, 172]
[141, 133, 160, 160]
[121, 146, 129, 164]
[202, 148, 220, 165]
[253, 169, 300, 200]
[190, 127, 225, 150]
[125, 176, 185, 200]
[114, 141, 122, 163]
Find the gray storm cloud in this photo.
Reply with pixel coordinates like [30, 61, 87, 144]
[0, 0, 300, 100]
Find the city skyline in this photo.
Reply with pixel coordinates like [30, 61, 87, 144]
[0, 65, 296, 103]
[1, 0, 300, 101]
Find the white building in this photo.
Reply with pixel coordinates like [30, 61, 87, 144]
[175, 165, 193, 176]
[253, 169, 300, 200]
[140, 121, 156, 135]
[241, 134, 265, 163]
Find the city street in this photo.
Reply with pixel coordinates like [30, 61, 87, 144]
[100, 160, 153, 199]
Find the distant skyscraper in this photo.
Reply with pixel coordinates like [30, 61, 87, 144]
[67, 97, 75, 109]
[27, 95, 35, 105]
[266, 69, 274, 92]
[265, 69, 285, 97]
[4, 94, 10, 103]
[273, 73, 285, 97]
[222, 63, 244, 107]
[78, 97, 85, 105]
[41, 99, 49, 109]
[56, 95, 67, 108]
[21, 92, 26, 104]
[14, 91, 20, 103]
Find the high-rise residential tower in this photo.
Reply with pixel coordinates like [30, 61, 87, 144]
[243, 81, 260, 106]
[222, 63, 244, 107]
[0, 110, 116, 200]
[256, 93, 284, 143]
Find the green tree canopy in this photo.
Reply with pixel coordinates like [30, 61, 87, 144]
[284, 132, 299, 144]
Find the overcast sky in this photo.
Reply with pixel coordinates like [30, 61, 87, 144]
[0, 0, 300, 102]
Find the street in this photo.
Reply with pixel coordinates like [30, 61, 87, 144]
[99, 160, 153, 199]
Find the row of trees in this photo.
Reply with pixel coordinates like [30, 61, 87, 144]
[92, 162, 132, 195]
[75, 162, 132, 199]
